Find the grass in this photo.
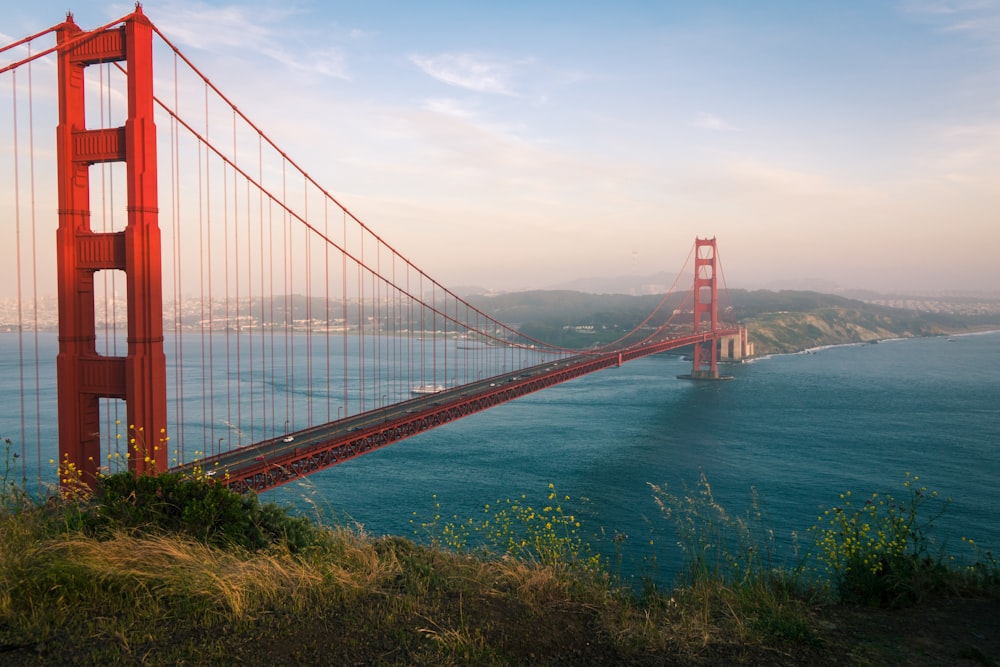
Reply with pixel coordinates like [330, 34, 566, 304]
[0, 443, 997, 665]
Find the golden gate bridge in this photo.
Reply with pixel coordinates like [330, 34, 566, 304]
[1, 9, 747, 493]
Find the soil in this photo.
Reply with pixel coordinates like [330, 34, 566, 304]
[3, 595, 997, 666]
[803, 597, 1000, 667]
[207, 594, 1000, 666]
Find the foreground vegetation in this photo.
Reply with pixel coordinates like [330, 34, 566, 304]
[1, 451, 998, 665]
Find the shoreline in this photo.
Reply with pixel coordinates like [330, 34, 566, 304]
[745, 327, 1000, 361]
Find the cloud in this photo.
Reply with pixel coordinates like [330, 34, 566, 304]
[152, 1, 350, 79]
[259, 45, 349, 79]
[900, 0, 1000, 39]
[408, 52, 525, 95]
[693, 112, 738, 131]
[152, 2, 277, 51]
[421, 97, 479, 118]
[902, 0, 999, 17]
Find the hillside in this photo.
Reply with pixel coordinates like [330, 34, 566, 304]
[468, 289, 1000, 355]
[2, 470, 997, 666]
[737, 298, 960, 355]
[744, 307, 942, 355]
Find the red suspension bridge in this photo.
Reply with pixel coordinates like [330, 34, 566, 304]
[1, 9, 749, 494]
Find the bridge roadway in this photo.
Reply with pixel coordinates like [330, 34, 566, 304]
[176, 329, 737, 493]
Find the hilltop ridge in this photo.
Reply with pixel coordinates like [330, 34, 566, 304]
[467, 288, 1000, 355]
[5, 289, 998, 355]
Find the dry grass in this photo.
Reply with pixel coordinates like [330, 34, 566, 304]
[0, 518, 994, 666]
[1, 469, 996, 665]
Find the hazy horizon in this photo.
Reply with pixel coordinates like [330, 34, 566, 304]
[3, 1, 999, 299]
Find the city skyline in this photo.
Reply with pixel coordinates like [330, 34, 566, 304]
[2, 1, 999, 297]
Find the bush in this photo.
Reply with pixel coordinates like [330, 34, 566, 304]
[810, 473, 951, 607]
[88, 471, 322, 552]
[413, 484, 603, 575]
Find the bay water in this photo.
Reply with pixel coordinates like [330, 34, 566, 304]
[270, 330, 1000, 584]
[3, 330, 998, 585]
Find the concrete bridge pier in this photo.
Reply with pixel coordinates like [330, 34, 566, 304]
[719, 326, 755, 362]
[677, 326, 753, 381]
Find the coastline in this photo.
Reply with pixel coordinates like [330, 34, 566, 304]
[744, 326, 1000, 361]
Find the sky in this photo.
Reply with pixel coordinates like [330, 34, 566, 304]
[3, 0, 1000, 295]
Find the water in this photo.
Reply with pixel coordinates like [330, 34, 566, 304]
[267, 331, 1000, 583]
[3, 331, 998, 584]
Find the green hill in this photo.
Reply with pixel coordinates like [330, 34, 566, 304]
[468, 289, 1000, 355]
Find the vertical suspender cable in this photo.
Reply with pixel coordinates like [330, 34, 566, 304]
[11, 69, 27, 479]
[258, 135, 267, 438]
[357, 243, 365, 411]
[198, 83, 210, 455]
[206, 84, 217, 455]
[231, 108, 241, 447]
[27, 47, 43, 485]
[373, 243, 379, 407]
[390, 254, 403, 398]
[305, 177, 312, 427]
[170, 50, 186, 461]
[342, 210, 348, 417]
[282, 161, 291, 431]
[223, 120, 232, 451]
[432, 283, 437, 387]
[247, 136, 267, 442]
[406, 265, 412, 393]
[451, 298, 457, 386]
[268, 197, 276, 437]
[244, 180, 252, 440]
[324, 199, 330, 421]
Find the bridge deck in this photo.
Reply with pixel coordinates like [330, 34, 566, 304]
[177, 329, 737, 493]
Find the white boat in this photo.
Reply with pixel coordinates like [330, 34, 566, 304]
[411, 384, 446, 395]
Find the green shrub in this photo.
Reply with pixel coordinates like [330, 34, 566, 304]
[810, 473, 951, 607]
[88, 471, 322, 552]
[413, 484, 603, 575]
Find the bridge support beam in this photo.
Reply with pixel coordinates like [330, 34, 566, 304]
[56, 9, 167, 486]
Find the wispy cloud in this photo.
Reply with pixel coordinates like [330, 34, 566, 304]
[693, 112, 738, 131]
[900, 0, 1000, 38]
[258, 45, 349, 78]
[153, 1, 350, 79]
[409, 52, 526, 95]
[421, 97, 480, 118]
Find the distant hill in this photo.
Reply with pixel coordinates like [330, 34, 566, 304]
[731, 289, 1000, 354]
[468, 289, 1000, 355]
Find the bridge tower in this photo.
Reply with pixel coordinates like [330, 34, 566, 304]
[55, 8, 167, 484]
[689, 237, 721, 379]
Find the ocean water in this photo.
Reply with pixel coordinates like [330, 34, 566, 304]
[2, 330, 998, 584]
[265, 330, 1000, 583]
